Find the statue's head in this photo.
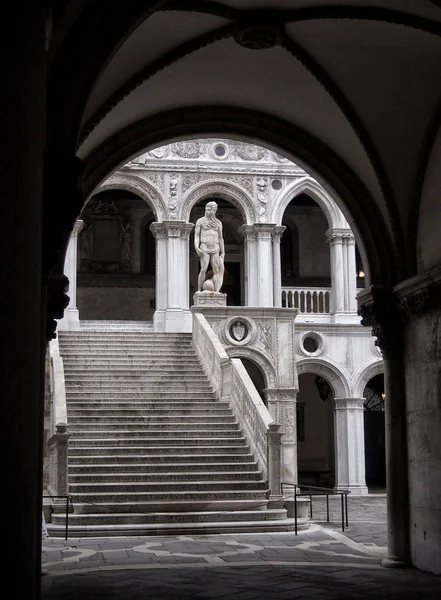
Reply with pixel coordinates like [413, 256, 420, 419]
[205, 201, 218, 217]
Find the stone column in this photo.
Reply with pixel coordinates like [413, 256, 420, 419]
[1, 4, 46, 597]
[326, 229, 345, 314]
[57, 220, 84, 331]
[256, 224, 275, 306]
[264, 388, 298, 486]
[326, 228, 358, 321]
[272, 226, 285, 308]
[333, 397, 368, 495]
[151, 221, 193, 332]
[240, 225, 258, 306]
[358, 286, 410, 567]
[344, 233, 358, 313]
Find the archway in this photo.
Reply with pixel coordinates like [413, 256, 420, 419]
[77, 188, 157, 321]
[363, 373, 386, 490]
[188, 195, 245, 305]
[297, 372, 335, 488]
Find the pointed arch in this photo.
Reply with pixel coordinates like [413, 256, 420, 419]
[271, 177, 350, 230]
[181, 180, 255, 224]
[97, 173, 167, 221]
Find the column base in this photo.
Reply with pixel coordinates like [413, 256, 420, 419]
[56, 308, 81, 331]
[153, 309, 192, 333]
[381, 555, 411, 569]
[334, 484, 369, 496]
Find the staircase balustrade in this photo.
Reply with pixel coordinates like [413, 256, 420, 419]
[281, 286, 331, 313]
[192, 312, 279, 484]
[47, 338, 70, 497]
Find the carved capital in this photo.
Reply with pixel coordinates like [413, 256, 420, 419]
[394, 266, 441, 320]
[150, 221, 193, 239]
[272, 225, 286, 243]
[240, 224, 257, 242]
[357, 286, 403, 358]
[325, 228, 354, 246]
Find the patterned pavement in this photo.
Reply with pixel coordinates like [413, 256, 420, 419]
[41, 495, 441, 599]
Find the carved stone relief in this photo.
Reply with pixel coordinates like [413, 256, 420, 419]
[79, 198, 132, 274]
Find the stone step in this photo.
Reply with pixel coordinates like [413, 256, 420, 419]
[66, 401, 222, 410]
[66, 391, 217, 399]
[65, 381, 213, 388]
[67, 407, 232, 416]
[68, 462, 259, 473]
[68, 449, 254, 460]
[68, 489, 270, 504]
[64, 373, 208, 380]
[69, 436, 246, 446]
[69, 472, 262, 483]
[50, 508, 286, 527]
[68, 416, 236, 424]
[68, 422, 238, 431]
[69, 479, 268, 493]
[69, 430, 243, 440]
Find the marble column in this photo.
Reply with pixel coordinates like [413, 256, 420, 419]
[358, 286, 410, 567]
[326, 228, 358, 321]
[1, 4, 46, 597]
[333, 398, 368, 495]
[264, 388, 298, 486]
[57, 219, 84, 330]
[272, 226, 285, 308]
[151, 221, 193, 332]
[240, 225, 258, 306]
[255, 224, 275, 306]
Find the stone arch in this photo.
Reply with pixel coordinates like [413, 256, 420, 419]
[97, 173, 167, 221]
[271, 176, 349, 230]
[181, 180, 256, 224]
[225, 346, 277, 388]
[352, 358, 385, 399]
[296, 358, 351, 398]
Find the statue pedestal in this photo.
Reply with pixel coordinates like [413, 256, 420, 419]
[193, 291, 227, 306]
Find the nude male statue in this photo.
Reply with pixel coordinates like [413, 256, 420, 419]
[194, 201, 225, 293]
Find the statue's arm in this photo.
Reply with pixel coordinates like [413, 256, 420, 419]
[194, 220, 201, 256]
[219, 223, 225, 258]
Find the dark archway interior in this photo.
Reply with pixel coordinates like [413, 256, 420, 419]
[363, 374, 386, 489]
[189, 197, 244, 305]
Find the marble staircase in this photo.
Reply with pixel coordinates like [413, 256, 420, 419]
[49, 324, 297, 536]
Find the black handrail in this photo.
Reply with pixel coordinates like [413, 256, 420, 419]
[282, 483, 350, 534]
[43, 495, 71, 540]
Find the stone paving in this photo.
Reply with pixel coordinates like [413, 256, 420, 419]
[41, 494, 441, 599]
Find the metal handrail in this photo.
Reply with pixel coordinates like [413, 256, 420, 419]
[43, 494, 71, 540]
[282, 483, 350, 534]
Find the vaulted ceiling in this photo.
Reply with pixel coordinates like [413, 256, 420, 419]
[47, 1, 441, 283]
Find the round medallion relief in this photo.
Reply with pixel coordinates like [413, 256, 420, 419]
[230, 320, 248, 342]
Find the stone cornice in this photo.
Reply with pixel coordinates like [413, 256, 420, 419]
[394, 266, 441, 320]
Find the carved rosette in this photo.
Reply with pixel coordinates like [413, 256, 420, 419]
[171, 141, 204, 159]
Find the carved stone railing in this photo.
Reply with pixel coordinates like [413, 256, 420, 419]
[230, 359, 277, 482]
[192, 312, 279, 486]
[281, 286, 331, 313]
[46, 338, 70, 498]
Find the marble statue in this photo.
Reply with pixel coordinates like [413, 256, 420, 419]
[194, 201, 225, 293]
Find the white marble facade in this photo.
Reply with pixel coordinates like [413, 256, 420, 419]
[60, 139, 383, 495]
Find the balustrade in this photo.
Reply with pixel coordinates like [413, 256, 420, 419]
[281, 287, 331, 313]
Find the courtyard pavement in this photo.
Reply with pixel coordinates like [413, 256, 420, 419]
[41, 494, 441, 599]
